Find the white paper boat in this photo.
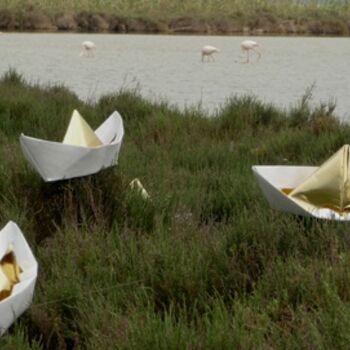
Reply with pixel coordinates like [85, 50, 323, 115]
[252, 165, 350, 220]
[20, 110, 124, 182]
[0, 221, 38, 336]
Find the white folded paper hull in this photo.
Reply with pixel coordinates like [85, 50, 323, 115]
[20, 111, 124, 182]
[0, 221, 38, 336]
[252, 165, 350, 220]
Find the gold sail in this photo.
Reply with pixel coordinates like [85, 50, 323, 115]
[0, 249, 21, 301]
[288, 145, 350, 213]
[63, 110, 102, 147]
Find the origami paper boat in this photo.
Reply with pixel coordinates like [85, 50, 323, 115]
[0, 221, 38, 336]
[20, 110, 124, 182]
[252, 145, 350, 220]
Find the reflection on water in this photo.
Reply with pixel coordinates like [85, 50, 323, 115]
[0, 33, 349, 118]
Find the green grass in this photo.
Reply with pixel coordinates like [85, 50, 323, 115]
[1, 69, 350, 348]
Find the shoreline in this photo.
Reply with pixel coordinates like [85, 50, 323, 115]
[0, 9, 349, 36]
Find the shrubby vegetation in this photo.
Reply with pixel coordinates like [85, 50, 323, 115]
[1, 70, 350, 348]
[0, 0, 350, 34]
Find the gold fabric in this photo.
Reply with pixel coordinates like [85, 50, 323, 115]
[0, 249, 21, 301]
[287, 145, 350, 213]
[63, 110, 102, 147]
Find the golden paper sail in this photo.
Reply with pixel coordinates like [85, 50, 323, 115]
[0, 249, 21, 301]
[63, 110, 102, 147]
[289, 145, 350, 213]
[0, 269, 11, 300]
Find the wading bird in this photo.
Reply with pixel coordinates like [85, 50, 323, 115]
[240, 40, 261, 63]
[80, 41, 96, 57]
[201, 45, 220, 62]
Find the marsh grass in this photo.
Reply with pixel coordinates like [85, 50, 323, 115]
[1, 0, 349, 20]
[1, 0, 350, 35]
[1, 70, 350, 348]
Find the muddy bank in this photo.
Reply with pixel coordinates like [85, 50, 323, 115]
[0, 8, 349, 35]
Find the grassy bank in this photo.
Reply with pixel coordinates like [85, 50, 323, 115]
[1, 70, 350, 348]
[0, 0, 350, 35]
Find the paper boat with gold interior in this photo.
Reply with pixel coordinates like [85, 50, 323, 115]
[252, 145, 350, 220]
[0, 221, 38, 336]
[20, 110, 124, 182]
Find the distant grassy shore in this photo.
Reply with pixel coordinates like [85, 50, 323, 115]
[1, 0, 350, 35]
[1, 69, 350, 348]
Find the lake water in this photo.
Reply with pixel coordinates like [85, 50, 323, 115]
[1, 33, 349, 118]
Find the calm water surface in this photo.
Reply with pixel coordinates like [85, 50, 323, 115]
[1, 33, 349, 118]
